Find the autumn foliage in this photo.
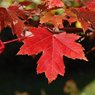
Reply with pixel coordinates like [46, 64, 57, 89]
[0, 0, 95, 83]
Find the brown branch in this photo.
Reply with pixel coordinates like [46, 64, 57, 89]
[62, 27, 84, 34]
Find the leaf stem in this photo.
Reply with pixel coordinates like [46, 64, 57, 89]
[3, 38, 20, 45]
[3, 34, 32, 45]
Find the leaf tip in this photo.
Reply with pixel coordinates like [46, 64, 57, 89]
[83, 57, 88, 61]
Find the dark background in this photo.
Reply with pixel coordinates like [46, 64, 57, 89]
[0, 28, 95, 95]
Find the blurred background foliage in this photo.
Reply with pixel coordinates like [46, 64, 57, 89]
[0, 0, 95, 95]
[0, 0, 41, 7]
[0, 0, 90, 7]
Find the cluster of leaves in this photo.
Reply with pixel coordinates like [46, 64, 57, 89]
[0, 0, 95, 83]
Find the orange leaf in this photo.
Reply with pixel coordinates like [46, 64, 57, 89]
[40, 11, 66, 28]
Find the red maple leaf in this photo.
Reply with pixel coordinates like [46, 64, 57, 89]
[0, 6, 25, 37]
[18, 27, 87, 83]
[71, 7, 95, 31]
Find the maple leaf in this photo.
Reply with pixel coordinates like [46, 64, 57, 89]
[40, 9, 77, 28]
[40, 11, 66, 28]
[71, 7, 95, 31]
[0, 7, 25, 37]
[41, 0, 64, 8]
[18, 27, 87, 83]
